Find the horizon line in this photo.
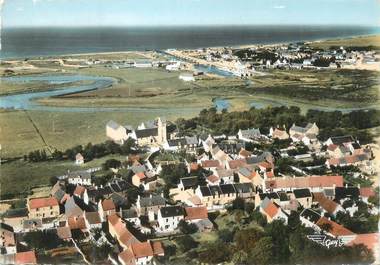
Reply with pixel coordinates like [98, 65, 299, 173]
[3, 24, 380, 29]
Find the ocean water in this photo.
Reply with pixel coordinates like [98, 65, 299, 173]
[1, 25, 379, 59]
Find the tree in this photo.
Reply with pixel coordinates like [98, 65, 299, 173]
[24, 230, 64, 250]
[231, 197, 245, 211]
[102, 159, 122, 170]
[178, 220, 198, 234]
[198, 241, 231, 264]
[234, 228, 263, 253]
[175, 235, 198, 252]
[249, 236, 274, 265]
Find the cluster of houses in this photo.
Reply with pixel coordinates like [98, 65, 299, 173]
[1, 117, 377, 264]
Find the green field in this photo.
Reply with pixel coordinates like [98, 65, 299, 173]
[0, 109, 198, 158]
[309, 35, 380, 49]
[0, 154, 126, 199]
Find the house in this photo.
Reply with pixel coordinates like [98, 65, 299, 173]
[132, 171, 157, 191]
[119, 241, 164, 265]
[84, 211, 102, 230]
[238, 128, 262, 142]
[316, 217, 355, 238]
[200, 135, 215, 153]
[334, 186, 360, 202]
[130, 242, 154, 265]
[50, 181, 67, 204]
[254, 192, 280, 207]
[67, 215, 87, 231]
[27, 197, 60, 219]
[201, 160, 222, 171]
[15, 251, 37, 265]
[156, 206, 184, 233]
[67, 171, 92, 186]
[64, 196, 85, 218]
[73, 185, 89, 204]
[215, 169, 235, 184]
[98, 199, 116, 221]
[312, 192, 344, 216]
[75, 153, 84, 165]
[292, 188, 312, 208]
[136, 194, 166, 217]
[265, 175, 343, 192]
[120, 208, 141, 227]
[164, 136, 198, 152]
[227, 159, 247, 170]
[108, 214, 139, 249]
[233, 183, 255, 200]
[300, 208, 321, 228]
[206, 175, 220, 186]
[184, 207, 213, 232]
[56, 226, 72, 241]
[0, 223, 16, 254]
[238, 148, 252, 159]
[289, 123, 319, 138]
[359, 187, 376, 203]
[269, 127, 289, 140]
[178, 176, 199, 191]
[324, 135, 355, 147]
[106, 120, 129, 144]
[259, 198, 288, 224]
[1, 208, 28, 233]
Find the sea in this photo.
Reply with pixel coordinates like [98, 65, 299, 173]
[1, 25, 379, 59]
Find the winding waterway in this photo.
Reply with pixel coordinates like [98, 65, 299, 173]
[0, 74, 378, 113]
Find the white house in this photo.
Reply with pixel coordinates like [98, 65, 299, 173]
[67, 171, 92, 186]
[156, 206, 184, 233]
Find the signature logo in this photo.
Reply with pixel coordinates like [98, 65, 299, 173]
[307, 234, 346, 248]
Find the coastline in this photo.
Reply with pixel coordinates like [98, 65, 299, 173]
[2, 32, 379, 61]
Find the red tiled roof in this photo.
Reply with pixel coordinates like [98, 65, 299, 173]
[239, 149, 252, 158]
[28, 197, 58, 209]
[207, 175, 220, 183]
[266, 171, 274, 178]
[151, 241, 165, 255]
[327, 144, 339, 151]
[347, 233, 379, 251]
[56, 226, 72, 240]
[68, 216, 86, 230]
[263, 201, 279, 218]
[316, 217, 355, 237]
[131, 242, 154, 258]
[119, 249, 136, 265]
[360, 187, 375, 198]
[228, 159, 247, 169]
[73, 185, 86, 196]
[187, 195, 202, 206]
[201, 160, 221, 168]
[102, 199, 116, 211]
[119, 229, 138, 247]
[313, 192, 338, 214]
[266, 175, 343, 189]
[273, 128, 287, 138]
[185, 206, 208, 220]
[190, 162, 200, 171]
[135, 172, 146, 180]
[15, 251, 37, 264]
[258, 161, 272, 169]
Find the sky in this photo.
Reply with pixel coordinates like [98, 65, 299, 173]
[2, 0, 380, 28]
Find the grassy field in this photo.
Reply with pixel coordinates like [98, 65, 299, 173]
[0, 109, 198, 158]
[0, 154, 126, 199]
[309, 35, 380, 49]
